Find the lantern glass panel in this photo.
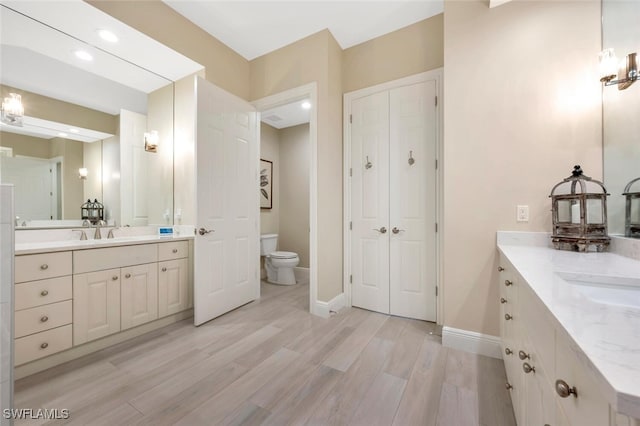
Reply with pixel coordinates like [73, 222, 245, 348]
[632, 198, 640, 223]
[557, 200, 572, 223]
[586, 199, 604, 224]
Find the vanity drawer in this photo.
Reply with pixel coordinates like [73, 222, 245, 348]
[15, 276, 72, 311]
[15, 252, 72, 283]
[15, 300, 72, 338]
[73, 244, 157, 274]
[158, 241, 188, 261]
[15, 325, 73, 365]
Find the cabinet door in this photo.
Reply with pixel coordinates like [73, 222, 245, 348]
[520, 338, 556, 426]
[158, 258, 188, 318]
[121, 263, 158, 331]
[73, 268, 121, 345]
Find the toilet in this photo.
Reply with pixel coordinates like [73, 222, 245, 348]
[260, 234, 299, 285]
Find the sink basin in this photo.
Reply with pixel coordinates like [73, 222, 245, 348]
[557, 271, 640, 309]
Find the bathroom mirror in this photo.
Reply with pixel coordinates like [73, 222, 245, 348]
[0, 3, 191, 228]
[602, 0, 640, 236]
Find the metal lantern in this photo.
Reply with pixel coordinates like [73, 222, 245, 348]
[81, 199, 104, 224]
[549, 165, 610, 252]
[623, 177, 640, 238]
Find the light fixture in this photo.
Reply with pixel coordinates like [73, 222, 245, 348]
[58, 132, 68, 138]
[97, 29, 118, 43]
[599, 48, 638, 90]
[301, 101, 312, 110]
[144, 130, 159, 153]
[1, 93, 24, 126]
[74, 50, 93, 61]
[79, 168, 88, 180]
[69, 128, 79, 133]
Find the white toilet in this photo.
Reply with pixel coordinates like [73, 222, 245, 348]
[260, 234, 299, 285]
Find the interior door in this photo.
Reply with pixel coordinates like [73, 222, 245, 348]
[350, 91, 390, 314]
[194, 76, 259, 326]
[0, 156, 54, 220]
[389, 81, 437, 321]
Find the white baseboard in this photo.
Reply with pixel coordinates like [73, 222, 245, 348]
[313, 292, 346, 318]
[442, 326, 503, 359]
[293, 267, 310, 282]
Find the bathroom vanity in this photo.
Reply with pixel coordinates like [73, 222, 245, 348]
[13, 235, 193, 378]
[497, 232, 640, 426]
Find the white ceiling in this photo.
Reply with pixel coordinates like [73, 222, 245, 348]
[261, 99, 311, 129]
[164, 1, 444, 60]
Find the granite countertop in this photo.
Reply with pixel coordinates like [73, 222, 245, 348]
[15, 234, 194, 255]
[498, 233, 640, 418]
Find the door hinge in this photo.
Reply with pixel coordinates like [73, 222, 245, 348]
[435, 159, 438, 169]
[349, 221, 352, 230]
[349, 114, 352, 124]
[435, 286, 438, 296]
[349, 168, 352, 177]
[435, 96, 438, 106]
[350, 275, 353, 284]
[435, 223, 438, 232]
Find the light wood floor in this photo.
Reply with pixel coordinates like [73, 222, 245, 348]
[15, 281, 516, 426]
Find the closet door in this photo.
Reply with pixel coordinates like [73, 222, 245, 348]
[350, 91, 390, 314]
[389, 81, 437, 321]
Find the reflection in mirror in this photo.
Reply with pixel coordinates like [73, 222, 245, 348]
[602, 0, 640, 236]
[0, 3, 183, 228]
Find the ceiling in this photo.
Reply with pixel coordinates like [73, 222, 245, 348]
[261, 99, 311, 129]
[164, 1, 444, 60]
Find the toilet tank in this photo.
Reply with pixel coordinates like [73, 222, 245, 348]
[260, 234, 278, 255]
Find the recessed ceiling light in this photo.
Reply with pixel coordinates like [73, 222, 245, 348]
[69, 128, 79, 133]
[97, 29, 118, 43]
[58, 132, 68, 137]
[74, 50, 93, 61]
[301, 101, 312, 110]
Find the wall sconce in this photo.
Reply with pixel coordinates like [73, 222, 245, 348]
[78, 168, 88, 180]
[144, 130, 159, 153]
[1, 93, 24, 126]
[599, 48, 638, 90]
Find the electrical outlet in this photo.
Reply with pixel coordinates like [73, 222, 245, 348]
[517, 205, 529, 222]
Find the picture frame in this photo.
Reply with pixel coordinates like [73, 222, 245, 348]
[260, 159, 273, 209]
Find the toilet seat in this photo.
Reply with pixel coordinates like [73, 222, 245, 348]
[269, 251, 297, 259]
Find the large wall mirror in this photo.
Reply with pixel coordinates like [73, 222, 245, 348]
[602, 0, 640, 237]
[0, 2, 202, 228]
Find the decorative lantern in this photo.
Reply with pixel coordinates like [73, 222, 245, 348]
[549, 165, 610, 252]
[81, 199, 104, 224]
[623, 177, 640, 238]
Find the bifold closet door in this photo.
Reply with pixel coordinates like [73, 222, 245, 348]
[350, 91, 390, 314]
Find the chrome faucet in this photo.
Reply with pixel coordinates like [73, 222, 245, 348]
[107, 221, 118, 239]
[94, 220, 107, 240]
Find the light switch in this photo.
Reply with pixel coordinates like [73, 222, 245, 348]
[517, 205, 529, 222]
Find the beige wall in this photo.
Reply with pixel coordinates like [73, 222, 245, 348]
[279, 124, 310, 268]
[342, 15, 444, 93]
[443, 0, 602, 336]
[87, 0, 249, 100]
[260, 123, 280, 235]
[0, 133, 50, 158]
[173, 75, 197, 227]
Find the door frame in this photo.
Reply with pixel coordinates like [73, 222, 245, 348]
[343, 69, 444, 325]
[252, 82, 319, 316]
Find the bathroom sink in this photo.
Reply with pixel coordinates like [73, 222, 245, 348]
[556, 271, 640, 309]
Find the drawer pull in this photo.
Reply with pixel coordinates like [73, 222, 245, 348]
[518, 350, 530, 360]
[504, 313, 513, 320]
[40, 264, 49, 270]
[504, 279, 513, 287]
[40, 316, 49, 323]
[500, 297, 507, 304]
[172, 248, 178, 253]
[505, 382, 513, 390]
[162, 267, 167, 272]
[112, 276, 118, 281]
[522, 362, 535, 374]
[125, 273, 131, 279]
[40, 342, 49, 349]
[40, 290, 49, 297]
[505, 348, 513, 355]
[498, 266, 504, 272]
[555, 379, 578, 398]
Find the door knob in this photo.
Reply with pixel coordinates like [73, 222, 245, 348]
[373, 227, 387, 234]
[198, 228, 214, 236]
[392, 227, 405, 234]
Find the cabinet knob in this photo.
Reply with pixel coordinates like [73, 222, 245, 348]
[125, 273, 131, 279]
[500, 297, 507, 304]
[172, 248, 178, 253]
[162, 267, 167, 272]
[504, 313, 513, 320]
[40, 316, 48, 323]
[112, 276, 118, 281]
[498, 266, 505, 272]
[518, 350, 530, 360]
[40, 290, 49, 297]
[504, 279, 513, 287]
[505, 348, 513, 355]
[505, 382, 513, 390]
[40, 264, 49, 270]
[555, 379, 578, 398]
[40, 342, 49, 349]
[522, 362, 535, 374]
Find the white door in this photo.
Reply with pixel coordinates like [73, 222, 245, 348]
[0, 156, 54, 220]
[350, 80, 437, 322]
[194, 76, 259, 326]
[389, 81, 437, 321]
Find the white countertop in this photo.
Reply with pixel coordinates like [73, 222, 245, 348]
[16, 234, 194, 255]
[498, 234, 640, 418]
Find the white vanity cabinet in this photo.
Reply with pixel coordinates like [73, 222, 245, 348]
[73, 268, 122, 345]
[121, 263, 158, 330]
[158, 241, 190, 318]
